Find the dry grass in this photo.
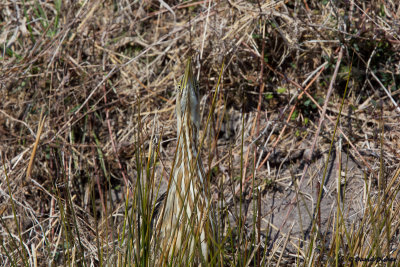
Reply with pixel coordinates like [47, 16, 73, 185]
[1, 0, 400, 266]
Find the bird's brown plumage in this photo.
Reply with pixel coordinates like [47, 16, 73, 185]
[155, 58, 214, 265]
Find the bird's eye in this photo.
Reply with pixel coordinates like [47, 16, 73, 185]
[177, 78, 183, 91]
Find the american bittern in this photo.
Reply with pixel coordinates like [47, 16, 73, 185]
[156, 58, 214, 264]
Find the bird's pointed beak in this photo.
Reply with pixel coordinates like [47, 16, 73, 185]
[177, 57, 200, 129]
[181, 58, 195, 93]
